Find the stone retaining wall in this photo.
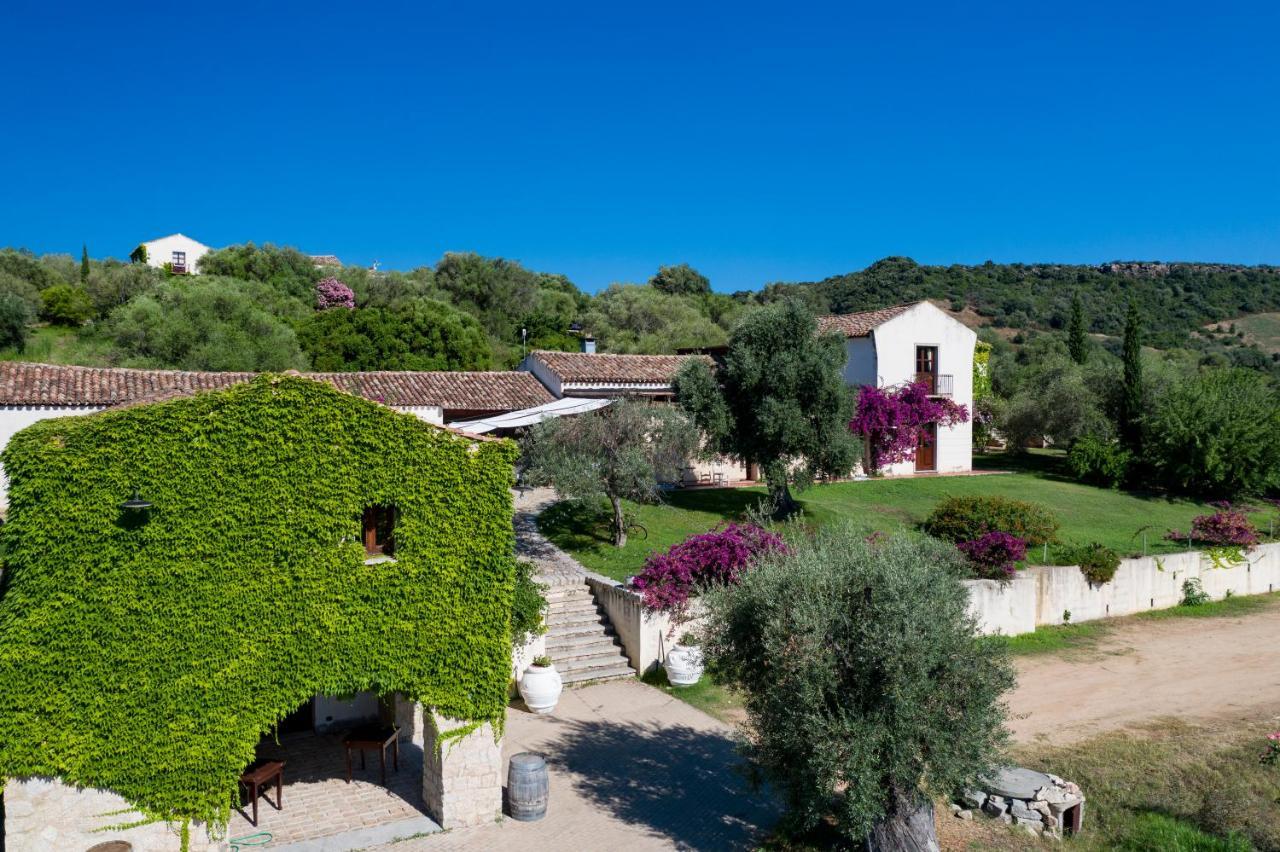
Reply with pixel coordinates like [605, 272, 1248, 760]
[964, 542, 1280, 636]
[585, 575, 705, 675]
[2, 778, 223, 851]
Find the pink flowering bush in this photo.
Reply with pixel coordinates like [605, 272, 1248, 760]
[1166, 504, 1259, 548]
[850, 381, 969, 472]
[315, 276, 355, 310]
[631, 523, 788, 615]
[956, 531, 1026, 581]
[1261, 732, 1280, 766]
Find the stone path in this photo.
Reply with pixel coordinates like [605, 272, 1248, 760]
[513, 487, 589, 587]
[368, 679, 780, 851]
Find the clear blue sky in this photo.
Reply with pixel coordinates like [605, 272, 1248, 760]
[3, 1, 1278, 292]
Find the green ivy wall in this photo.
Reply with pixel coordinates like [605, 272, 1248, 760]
[0, 376, 517, 832]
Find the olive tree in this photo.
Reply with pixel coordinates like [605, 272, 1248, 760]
[674, 300, 858, 515]
[702, 526, 1015, 849]
[520, 399, 698, 546]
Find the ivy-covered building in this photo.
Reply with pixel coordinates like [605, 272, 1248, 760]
[0, 375, 519, 850]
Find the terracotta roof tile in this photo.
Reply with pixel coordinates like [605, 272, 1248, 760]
[815, 303, 915, 337]
[529, 351, 707, 386]
[0, 362, 554, 411]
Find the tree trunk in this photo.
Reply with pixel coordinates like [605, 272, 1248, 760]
[866, 794, 939, 852]
[768, 482, 799, 519]
[609, 494, 627, 548]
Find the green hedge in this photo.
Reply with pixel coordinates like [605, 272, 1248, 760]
[0, 376, 517, 837]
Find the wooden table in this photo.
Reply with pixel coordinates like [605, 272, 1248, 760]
[238, 760, 284, 826]
[344, 724, 399, 785]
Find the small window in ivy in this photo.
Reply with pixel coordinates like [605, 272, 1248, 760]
[362, 505, 397, 557]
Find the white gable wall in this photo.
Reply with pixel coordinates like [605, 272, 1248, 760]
[863, 302, 976, 475]
[840, 336, 878, 386]
[140, 234, 212, 273]
[518, 354, 565, 397]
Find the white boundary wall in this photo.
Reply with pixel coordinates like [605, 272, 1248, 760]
[964, 543, 1280, 636]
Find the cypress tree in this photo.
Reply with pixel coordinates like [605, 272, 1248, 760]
[1119, 299, 1144, 454]
[1067, 291, 1088, 364]
[80, 244, 90, 282]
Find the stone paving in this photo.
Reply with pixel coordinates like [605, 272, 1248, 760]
[513, 487, 591, 587]
[225, 731, 435, 848]
[369, 679, 781, 851]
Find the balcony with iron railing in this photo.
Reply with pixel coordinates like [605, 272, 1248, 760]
[914, 372, 954, 397]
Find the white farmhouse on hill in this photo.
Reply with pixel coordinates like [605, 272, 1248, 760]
[818, 300, 976, 475]
[134, 233, 213, 274]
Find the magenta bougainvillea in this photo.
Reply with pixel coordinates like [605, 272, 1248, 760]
[315, 276, 355, 310]
[956, 531, 1027, 580]
[1166, 504, 1259, 547]
[632, 523, 788, 615]
[850, 381, 969, 472]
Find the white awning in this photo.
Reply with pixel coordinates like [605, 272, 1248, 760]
[447, 396, 612, 433]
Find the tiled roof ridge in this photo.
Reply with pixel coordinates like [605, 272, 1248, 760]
[0, 362, 554, 410]
[815, 302, 918, 337]
[529, 350, 707, 385]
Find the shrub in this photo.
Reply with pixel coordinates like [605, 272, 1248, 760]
[1181, 578, 1211, 607]
[1144, 367, 1280, 497]
[0, 292, 33, 351]
[631, 523, 788, 616]
[1067, 435, 1132, 488]
[39, 283, 94, 326]
[1064, 541, 1121, 585]
[702, 526, 1014, 846]
[924, 495, 1059, 547]
[1167, 506, 1260, 548]
[956, 531, 1026, 580]
[511, 558, 548, 647]
[315, 276, 356, 310]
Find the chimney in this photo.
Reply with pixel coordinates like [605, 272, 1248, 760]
[581, 336, 596, 354]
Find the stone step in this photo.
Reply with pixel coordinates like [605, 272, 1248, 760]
[558, 653, 632, 675]
[545, 611, 609, 630]
[551, 643, 628, 667]
[545, 635, 622, 656]
[547, 600, 601, 617]
[561, 663, 634, 685]
[545, 621, 615, 640]
[544, 583, 592, 599]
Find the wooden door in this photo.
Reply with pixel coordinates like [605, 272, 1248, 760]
[915, 422, 937, 472]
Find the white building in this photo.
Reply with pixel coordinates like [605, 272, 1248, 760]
[134, 233, 213, 274]
[818, 301, 976, 475]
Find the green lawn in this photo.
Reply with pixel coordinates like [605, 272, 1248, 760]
[541, 451, 1278, 581]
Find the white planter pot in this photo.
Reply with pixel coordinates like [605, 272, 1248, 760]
[663, 644, 704, 687]
[518, 664, 563, 714]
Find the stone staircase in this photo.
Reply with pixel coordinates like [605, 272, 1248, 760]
[543, 582, 634, 685]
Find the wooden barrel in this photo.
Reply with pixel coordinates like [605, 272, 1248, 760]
[507, 751, 549, 821]
[86, 843, 133, 852]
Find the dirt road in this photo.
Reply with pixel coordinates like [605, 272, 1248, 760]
[1008, 606, 1280, 744]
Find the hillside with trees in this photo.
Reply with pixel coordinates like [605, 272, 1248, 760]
[758, 256, 1280, 375]
[0, 246, 746, 372]
[3, 245, 1280, 386]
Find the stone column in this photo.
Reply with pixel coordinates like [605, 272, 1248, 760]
[421, 712, 502, 829]
[393, 694, 421, 743]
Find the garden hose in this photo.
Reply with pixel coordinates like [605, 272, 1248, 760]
[230, 831, 273, 850]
